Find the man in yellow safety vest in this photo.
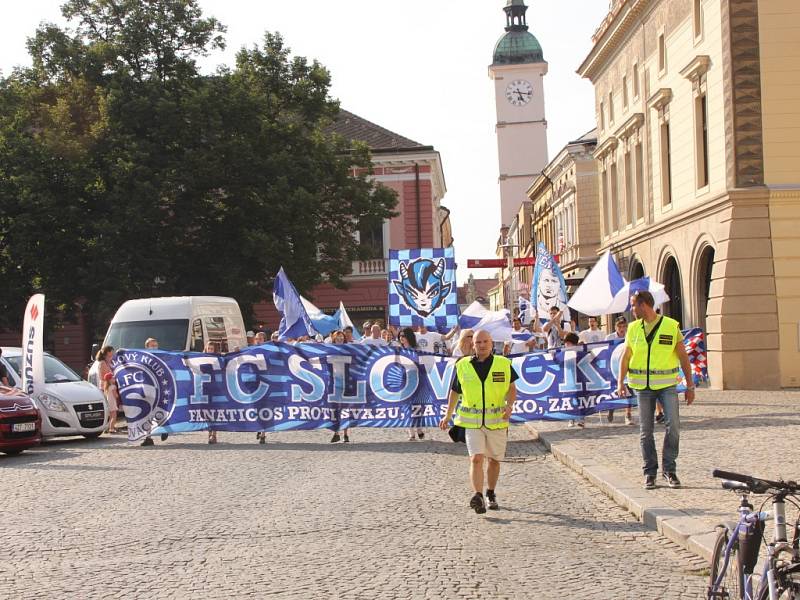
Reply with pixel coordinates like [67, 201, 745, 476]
[616, 291, 695, 490]
[439, 330, 518, 514]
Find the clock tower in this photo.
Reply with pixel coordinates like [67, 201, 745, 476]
[489, 0, 548, 227]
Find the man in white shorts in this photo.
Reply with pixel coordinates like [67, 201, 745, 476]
[439, 330, 518, 514]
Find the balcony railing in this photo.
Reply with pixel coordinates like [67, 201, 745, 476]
[349, 258, 387, 277]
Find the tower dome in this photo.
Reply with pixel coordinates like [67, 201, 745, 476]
[492, 0, 544, 66]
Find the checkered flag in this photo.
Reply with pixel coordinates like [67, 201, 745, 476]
[682, 327, 709, 386]
[388, 247, 459, 333]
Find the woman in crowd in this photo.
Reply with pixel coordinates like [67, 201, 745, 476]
[398, 328, 425, 441]
[205, 341, 219, 444]
[329, 330, 351, 443]
[96, 346, 119, 434]
[452, 328, 474, 358]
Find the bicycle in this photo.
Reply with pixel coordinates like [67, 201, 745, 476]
[708, 468, 800, 600]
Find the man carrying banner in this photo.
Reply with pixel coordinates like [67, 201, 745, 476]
[616, 291, 695, 490]
[439, 330, 518, 514]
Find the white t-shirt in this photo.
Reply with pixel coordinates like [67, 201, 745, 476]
[579, 329, 606, 344]
[416, 331, 443, 352]
[361, 337, 388, 346]
[605, 332, 624, 341]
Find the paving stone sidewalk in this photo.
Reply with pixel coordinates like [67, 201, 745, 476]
[526, 389, 800, 561]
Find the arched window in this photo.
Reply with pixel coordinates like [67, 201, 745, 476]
[662, 256, 683, 327]
[695, 246, 715, 331]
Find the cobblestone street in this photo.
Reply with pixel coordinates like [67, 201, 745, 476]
[0, 427, 706, 599]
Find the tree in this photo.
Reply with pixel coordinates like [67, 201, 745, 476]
[0, 1, 397, 334]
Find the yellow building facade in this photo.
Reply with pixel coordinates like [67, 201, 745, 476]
[579, 0, 800, 389]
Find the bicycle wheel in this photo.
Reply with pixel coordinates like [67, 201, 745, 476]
[755, 563, 800, 600]
[709, 527, 743, 599]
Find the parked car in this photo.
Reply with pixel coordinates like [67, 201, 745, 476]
[1, 347, 108, 439]
[88, 296, 247, 386]
[0, 385, 42, 455]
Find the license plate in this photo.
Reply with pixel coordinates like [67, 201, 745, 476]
[80, 411, 104, 420]
[12, 422, 36, 432]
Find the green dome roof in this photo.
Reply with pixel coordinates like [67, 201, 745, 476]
[493, 30, 544, 65]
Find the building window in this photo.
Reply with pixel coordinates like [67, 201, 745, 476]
[693, 0, 703, 40]
[658, 33, 667, 75]
[601, 169, 610, 236]
[599, 101, 605, 130]
[695, 80, 709, 189]
[610, 161, 619, 231]
[358, 221, 384, 259]
[635, 141, 645, 221]
[624, 147, 633, 225]
[632, 64, 640, 99]
[660, 121, 672, 206]
[608, 91, 615, 124]
[622, 75, 629, 109]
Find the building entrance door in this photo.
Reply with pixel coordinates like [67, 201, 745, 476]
[662, 256, 683, 327]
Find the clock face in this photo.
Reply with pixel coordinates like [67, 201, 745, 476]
[506, 79, 533, 106]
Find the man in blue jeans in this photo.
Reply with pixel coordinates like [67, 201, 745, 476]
[616, 291, 695, 490]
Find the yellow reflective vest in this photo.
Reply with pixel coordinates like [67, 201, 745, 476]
[625, 316, 682, 390]
[454, 355, 512, 430]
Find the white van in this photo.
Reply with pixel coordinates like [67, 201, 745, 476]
[2, 347, 108, 439]
[88, 296, 247, 386]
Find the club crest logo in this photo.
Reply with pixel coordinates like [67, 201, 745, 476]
[392, 258, 452, 317]
[112, 350, 177, 441]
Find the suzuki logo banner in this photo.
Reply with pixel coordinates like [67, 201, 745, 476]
[113, 330, 708, 441]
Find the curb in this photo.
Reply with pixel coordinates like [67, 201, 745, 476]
[526, 422, 717, 562]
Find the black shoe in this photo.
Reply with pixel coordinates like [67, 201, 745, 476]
[644, 475, 656, 489]
[343, 434, 350, 443]
[259, 434, 266, 445]
[486, 490, 499, 510]
[330, 433, 340, 443]
[655, 413, 665, 424]
[663, 472, 681, 488]
[417, 431, 424, 440]
[140, 437, 154, 447]
[160, 433, 169, 442]
[469, 493, 486, 514]
[607, 410, 615, 423]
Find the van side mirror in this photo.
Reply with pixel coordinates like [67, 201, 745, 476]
[90, 343, 100, 361]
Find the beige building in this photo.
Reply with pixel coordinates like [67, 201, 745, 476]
[578, 0, 800, 389]
[528, 130, 601, 310]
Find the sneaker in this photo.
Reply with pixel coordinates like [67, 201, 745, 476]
[160, 433, 169, 442]
[140, 437, 154, 447]
[644, 475, 656, 490]
[576, 421, 585, 428]
[417, 431, 424, 440]
[607, 410, 615, 423]
[343, 434, 350, 443]
[625, 414, 634, 426]
[330, 433, 340, 443]
[655, 413, 665, 424]
[469, 493, 486, 514]
[408, 435, 416, 441]
[259, 433, 266, 445]
[486, 490, 499, 510]
[568, 420, 576, 428]
[663, 472, 681, 488]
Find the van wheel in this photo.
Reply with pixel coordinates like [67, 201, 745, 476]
[82, 432, 103, 440]
[2, 449, 24, 456]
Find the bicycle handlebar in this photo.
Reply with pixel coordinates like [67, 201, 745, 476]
[712, 469, 799, 494]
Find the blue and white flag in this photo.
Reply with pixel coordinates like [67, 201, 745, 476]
[389, 247, 459, 332]
[533, 242, 571, 322]
[458, 301, 514, 342]
[337, 301, 362, 340]
[568, 251, 626, 316]
[300, 296, 339, 336]
[511, 330, 534, 343]
[517, 296, 532, 325]
[273, 267, 316, 340]
[608, 277, 669, 313]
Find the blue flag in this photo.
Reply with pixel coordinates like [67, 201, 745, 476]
[273, 267, 316, 340]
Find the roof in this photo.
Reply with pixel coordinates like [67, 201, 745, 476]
[329, 110, 429, 152]
[493, 30, 544, 65]
[569, 128, 598, 144]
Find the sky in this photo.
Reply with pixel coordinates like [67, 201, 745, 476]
[0, 0, 609, 285]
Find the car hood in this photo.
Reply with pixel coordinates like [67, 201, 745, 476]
[42, 381, 105, 404]
[0, 387, 37, 413]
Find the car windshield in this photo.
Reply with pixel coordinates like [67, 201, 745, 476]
[104, 319, 189, 352]
[5, 354, 82, 384]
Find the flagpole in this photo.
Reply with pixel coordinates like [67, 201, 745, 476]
[498, 242, 520, 314]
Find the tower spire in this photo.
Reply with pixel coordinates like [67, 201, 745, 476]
[504, 0, 529, 32]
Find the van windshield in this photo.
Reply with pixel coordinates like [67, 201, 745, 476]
[105, 319, 189, 351]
